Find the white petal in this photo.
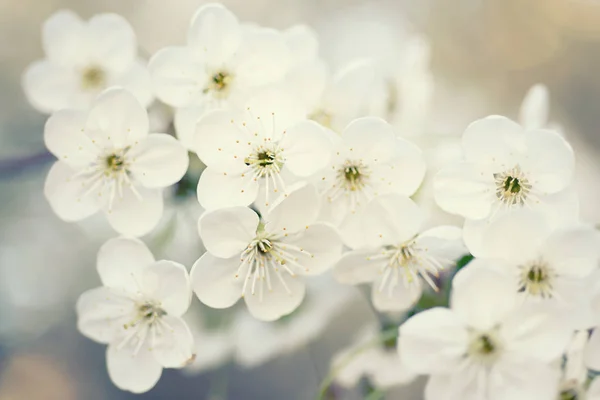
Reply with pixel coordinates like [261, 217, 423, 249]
[44, 109, 97, 167]
[86, 88, 149, 149]
[86, 13, 136, 73]
[415, 225, 466, 265]
[174, 106, 204, 150]
[586, 330, 600, 371]
[434, 162, 495, 219]
[341, 117, 397, 163]
[196, 168, 258, 210]
[338, 209, 367, 249]
[477, 209, 549, 261]
[192, 110, 248, 172]
[283, 223, 344, 276]
[372, 277, 422, 312]
[97, 236, 155, 291]
[190, 253, 241, 309]
[187, 3, 241, 65]
[149, 46, 206, 107]
[462, 115, 525, 165]
[501, 306, 572, 363]
[279, 120, 332, 177]
[373, 138, 426, 197]
[542, 225, 600, 278]
[362, 194, 424, 248]
[450, 260, 517, 330]
[399, 308, 469, 374]
[22, 60, 81, 113]
[235, 28, 291, 87]
[151, 315, 195, 368]
[519, 84, 549, 130]
[283, 24, 318, 64]
[333, 249, 384, 284]
[76, 286, 134, 344]
[128, 134, 189, 188]
[589, 378, 600, 399]
[114, 59, 154, 108]
[106, 343, 162, 394]
[265, 183, 320, 234]
[44, 161, 100, 222]
[522, 129, 575, 193]
[42, 10, 85, 65]
[489, 361, 559, 400]
[286, 60, 328, 110]
[243, 273, 306, 321]
[198, 206, 258, 258]
[105, 186, 164, 236]
[141, 261, 191, 317]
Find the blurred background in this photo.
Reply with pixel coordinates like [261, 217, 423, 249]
[2, 0, 600, 399]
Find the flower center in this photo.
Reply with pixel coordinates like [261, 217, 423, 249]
[124, 302, 166, 329]
[494, 165, 532, 207]
[309, 109, 333, 129]
[468, 331, 502, 365]
[339, 161, 370, 192]
[518, 260, 555, 298]
[559, 388, 581, 400]
[105, 154, 126, 174]
[81, 65, 106, 91]
[204, 71, 232, 98]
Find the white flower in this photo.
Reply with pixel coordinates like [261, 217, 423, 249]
[190, 184, 343, 321]
[318, 117, 426, 247]
[434, 116, 576, 223]
[399, 263, 572, 400]
[43, 88, 189, 236]
[193, 89, 332, 210]
[466, 210, 600, 329]
[23, 10, 153, 114]
[332, 324, 416, 390]
[334, 194, 465, 312]
[232, 275, 359, 367]
[519, 84, 550, 131]
[76, 237, 194, 393]
[149, 3, 291, 148]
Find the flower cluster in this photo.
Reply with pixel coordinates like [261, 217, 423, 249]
[23, 3, 600, 398]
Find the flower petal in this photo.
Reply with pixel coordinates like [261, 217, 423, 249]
[42, 10, 85, 65]
[97, 237, 155, 291]
[141, 260, 191, 317]
[44, 109, 97, 167]
[76, 286, 134, 344]
[265, 183, 320, 234]
[341, 117, 397, 163]
[235, 28, 291, 87]
[373, 138, 426, 197]
[279, 120, 332, 177]
[450, 260, 517, 330]
[333, 249, 383, 284]
[243, 273, 306, 321]
[190, 253, 241, 309]
[197, 167, 259, 210]
[113, 59, 154, 108]
[174, 106, 204, 150]
[541, 225, 600, 278]
[105, 186, 164, 236]
[283, 222, 343, 276]
[128, 134, 189, 188]
[372, 277, 422, 312]
[399, 307, 469, 374]
[434, 162, 495, 219]
[149, 46, 207, 107]
[585, 330, 600, 371]
[44, 161, 100, 222]
[86, 88, 149, 149]
[22, 60, 81, 113]
[362, 194, 424, 248]
[86, 13, 136, 73]
[187, 3, 241, 65]
[519, 84, 549, 130]
[106, 343, 162, 394]
[198, 206, 258, 258]
[151, 315, 195, 368]
[462, 115, 525, 165]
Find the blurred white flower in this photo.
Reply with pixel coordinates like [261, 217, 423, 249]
[334, 194, 465, 312]
[399, 263, 572, 400]
[233, 275, 359, 367]
[434, 115, 577, 225]
[465, 210, 600, 329]
[332, 324, 416, 390]
[149, 3, 291, 148]
[193, 89, 332, 210]
[43, 88, 189, 236]
[519, 84, 550, 131]
[22, 10, 153, 114]
[76, 237, 194, 393]
[191, 184, 343, 321]
[318, 117, 426, 248]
